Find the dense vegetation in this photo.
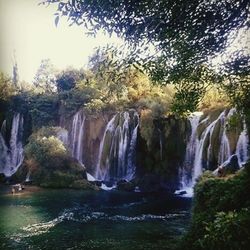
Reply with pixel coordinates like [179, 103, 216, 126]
[179, 165, 250, 250]
[14, 126, 98, 190]
[43, 0, 249, 114]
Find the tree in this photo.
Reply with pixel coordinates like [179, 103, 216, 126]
[0, 72, 15, 102]
[87, 48, 129, 102]
[56, 68, 85, 92]
[42, 0, 249, 114]
[43, 0, 249, 80]
[12, 58, 19, 89]
[33, 59, 57, 93]
[220, 54, 250, 135]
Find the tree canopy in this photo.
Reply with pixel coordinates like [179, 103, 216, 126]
[43, 0, 249, 81]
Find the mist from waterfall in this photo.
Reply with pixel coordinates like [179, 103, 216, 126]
[0, 113, 24, 177]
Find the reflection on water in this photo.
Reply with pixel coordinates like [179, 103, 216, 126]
[0, 189, 192, 250]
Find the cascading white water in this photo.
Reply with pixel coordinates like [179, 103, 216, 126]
[1, 120, 6, 137]
[0, 113, 24, 177]
[95, 111, 139, 182]
[193, 109, 235, 182]
[193, 114, 221, 183]
[218, 109, 236, 165]
[236, 123, 249, 166]
[218, 129, 230, 165]
[177, 108, 248, 196]
[126, 114, 139, 180]
[180, 112, 202, 190]
[69, 111, 85, 164]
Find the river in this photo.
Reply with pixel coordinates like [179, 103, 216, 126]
[0, 188, 192, 250]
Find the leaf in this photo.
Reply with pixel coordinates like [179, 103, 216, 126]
[55, 16, 59, 27]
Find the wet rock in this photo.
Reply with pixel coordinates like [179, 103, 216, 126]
[175, 190, 187, 195]
[117, 180, 135, 192]
[90, 180, 102, 187]
[69, 179, 100, 191]
[213, 154, 240, 177]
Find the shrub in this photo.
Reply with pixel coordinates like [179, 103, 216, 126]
[180, 163, 250, 250]
[24, 127, 87, 188]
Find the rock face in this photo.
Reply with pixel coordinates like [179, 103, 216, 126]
[60, 110, 114, 176]
[0, 107, 248, 192]
[136, 116, 191, 191]
[60, 109, 139, 183]
[179, 108, 249, 192]
[117, 180, 135, 192]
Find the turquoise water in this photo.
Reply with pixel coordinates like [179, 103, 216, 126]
[0, 189, 192, 250]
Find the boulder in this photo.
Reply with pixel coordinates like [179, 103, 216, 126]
[117, 180, 135, 192]
[213, 154, 240, 177]
[90, 180, 102, 187]
[69, 179, 100, 191]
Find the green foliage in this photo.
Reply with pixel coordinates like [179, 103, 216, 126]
[0, 72, 15, 102]
[198, 209, 250, 250]
[0, 72, 15, 122]
[226, 113, 243, 132]
[198, 86, 230, 111]
[180, 164, 250, 250]
[171, 66, 222, 114]
[44, 0, 248, 80]
[25, 134, 67, 169]
[56, 68, 85, 92]
[29, 94, 59, 128]
[139, 109, 154, 148]
[84, 98, 106, 113]
[220, 54, 250, 134]
[59, 85, 98, 116]
[24, 126, 89, 188]
[33, 59, 57, 93]
[41, 0, 249, 118]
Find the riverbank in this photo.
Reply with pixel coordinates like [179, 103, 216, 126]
[0, 184, 44, 196]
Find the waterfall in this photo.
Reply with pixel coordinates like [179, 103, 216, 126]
[127, 116, 139, 180]
[177, 108, 248, 196]
[193, 114, 220, 183]
[218, 129, 230, 165]
[193, 110, 235, 182]
[236, 123, 249, 166]
[180, 112, 202, 189]
[95, 115, 117, 180]
[0, 113, 24, 177]
[56, 128, 69, 148]
[1, 120, 7, 138]
[158, 129, 163, 161]
[69, 111, 85, 164]
[95, 111, 139, 183]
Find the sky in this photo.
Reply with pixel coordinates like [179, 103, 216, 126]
[0, 0, 123, 83]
